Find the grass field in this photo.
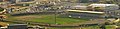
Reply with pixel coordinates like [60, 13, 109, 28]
[6, 14, 117, 29]
[6, 14, 89, 24]
[105, 25, 118, 29]
[48, 26, 100, 29]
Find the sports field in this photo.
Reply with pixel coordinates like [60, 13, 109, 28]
[6, 14, 89, 24]
[5, 14, 116, 29]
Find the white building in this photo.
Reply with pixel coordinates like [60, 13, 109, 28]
[89, 4, 119, 10]
[64, 10, 105, 19]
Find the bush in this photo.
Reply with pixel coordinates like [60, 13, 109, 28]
[0, 8, 4, 12]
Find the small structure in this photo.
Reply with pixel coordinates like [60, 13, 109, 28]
[7, 24, 27, 29]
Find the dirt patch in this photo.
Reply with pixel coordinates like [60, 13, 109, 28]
[15, 15, 42, 20]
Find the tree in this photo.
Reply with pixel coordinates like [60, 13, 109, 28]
[0, 8, 4, 12]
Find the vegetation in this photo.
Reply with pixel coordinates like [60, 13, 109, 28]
[105, 25, 116, 29]
[48, 26, 100, 29]
[0, 8, 4, 12]
[6, 14, 89, 24]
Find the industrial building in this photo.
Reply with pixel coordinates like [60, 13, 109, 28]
[64, 10, 120, 19]
[65, 10, 105, 19]
[63, 4, 120, 19]
[89, 4, 119, 10]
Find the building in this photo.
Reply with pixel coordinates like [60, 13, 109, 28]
[19, 0, 34, 2]
[63, 10, 105, 19]
[0, 0, 7, 2]
[6, 0, 34, 3]
[89, 0, 99, 3]
[0, 0, 3, 2]
[8, 24, 27, 29]
[78, 0, 89, 3]
[78, 0, 99, 3]
[115, 0, 120, 2]
[114, 0, 120, 4]
[89, 4, 119, 10]
[0, 0, 8, 2]
[62, 9, 120, 19]
[71, 5, 88, 10]
[7, 0, 16, 3]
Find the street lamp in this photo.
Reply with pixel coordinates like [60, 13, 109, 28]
[55, 9, 57, 24]
[53, 2, 58, 24]
[51, 7, 57, 24]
